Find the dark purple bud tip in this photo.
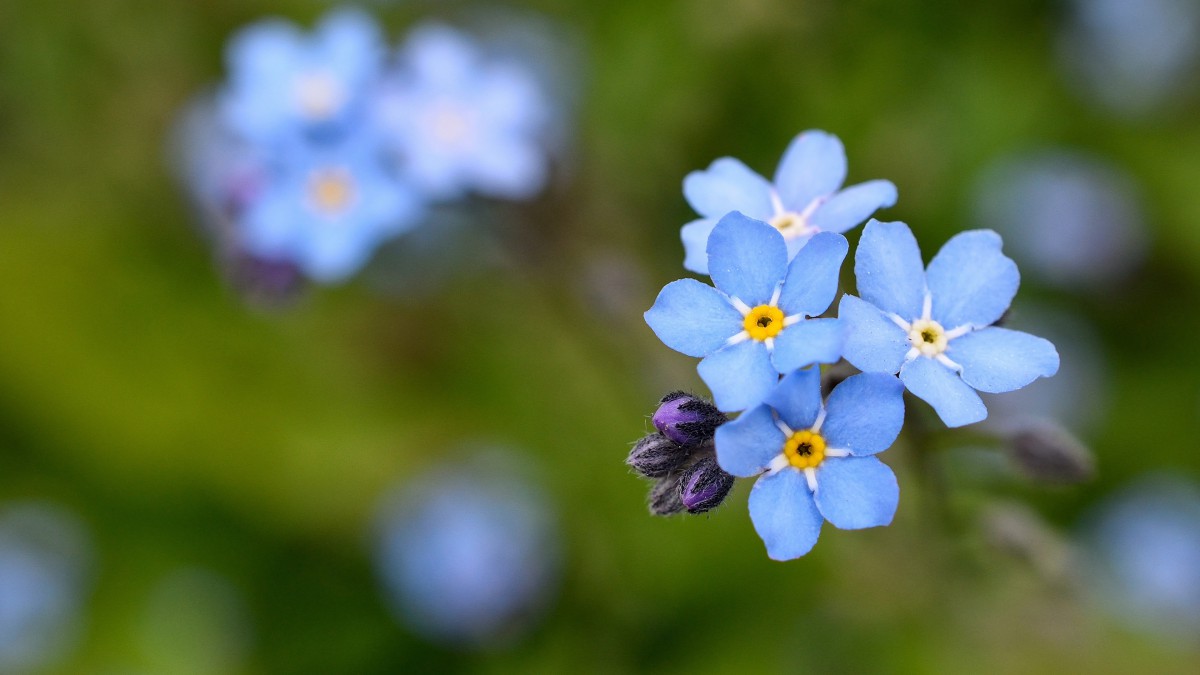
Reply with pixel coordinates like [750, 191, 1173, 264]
[648, 475, 685, 516]
[679, 456, 735, 514]
[627, 433, 691, 478]
[652, 391, 727, 447]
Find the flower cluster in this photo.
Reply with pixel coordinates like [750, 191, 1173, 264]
[178, 8, 555, 286]
[638, 130, 1060, 560]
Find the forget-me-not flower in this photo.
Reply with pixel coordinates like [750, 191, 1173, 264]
[681, 130, 897, 275]
[839, 220, 1060, 428]
[715, 369, 905, 560]
[645, 212, 848, 412]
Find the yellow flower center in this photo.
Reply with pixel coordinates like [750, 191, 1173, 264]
[908, 318, 948, 357]
[308, 168, 356, 215]
[769, 211, 816, 239]
[784, 430, 826, 470]
[744, 305, 785, 341]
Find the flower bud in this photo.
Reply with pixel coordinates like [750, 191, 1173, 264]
[1005, 421, 1095, 484]
[652, 391, 726, 447]
[627, 433, 690, 478]
[679, 456, 734, 514]
[648, 475, 685, 516]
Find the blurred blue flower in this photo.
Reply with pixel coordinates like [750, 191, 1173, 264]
[839, 220, 1059, 428]
[220, 8, 385, 144]
[681, 129, 897, 275]
[645, 212, 849, 412]
[715, 369, 904, 560]
[375, 22, 552, 200]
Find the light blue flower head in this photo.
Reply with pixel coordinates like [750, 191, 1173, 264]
[375, 22, 552, 201]
[839, 220, 1060, 428]
[220, 8, 385, 144]
[681, 130, 897, 275]
[645, 212, 848, 412]
[238, 134, 422, 283]
[715, 369, 905, 560]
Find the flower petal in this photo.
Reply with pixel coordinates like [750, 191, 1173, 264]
[683, 157, 774, 221]
[644, 279, 741, 358]
[810, 180, 898, 234]
[698, 340, 777, 412]
[773, 130, 847, 212]
[950, 327, 1060, 394]
[899, 357, 987, 427]
[838, 294, 910, 374]
[680, 218, 718, 275]
[706, 212, 788, 307]
[748, 469, 823, 561]
[820, 373, 905, 455]
[764, 367, 823, 431]
[926, 230, 1019, 329]
[777, 232, 848, 317]
[854, 219, 926, 320]
[714, 404, 786, 478]
[771, 319, 845, 373]
[814, 456, 899, 530]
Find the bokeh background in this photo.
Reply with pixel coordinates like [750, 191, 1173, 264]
[3, 0, 1200, 672]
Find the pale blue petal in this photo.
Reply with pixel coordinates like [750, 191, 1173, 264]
[764, 367, 822, 431]
[404, 23, 476, 85]
[464, 135, 546, 199]
[784, 233, 815, 260]
[771, 319, 844, 373]
[854, 219, 926, 320]
[681, 218, 718, 275]
[749, 469, 823, 561]
[949, 327, 1060, 394]
[900, 357, 987, 427]
[773, 130, 847, 212]
[810, 180, 898, 234]
[698, 340, 777, 412]
[820, 373, 905, 455]
[644, 279, 741, 358]
[926, 230, 1019, 329]
[706, 212, 788, 307]
[838, 295, 910, 374]
[777, 232, 848, 317]
[683, 157, 774, 220]
[300, 225, 375, 282]
[714, 405, 786, 478]
[814, 456, 899, 530]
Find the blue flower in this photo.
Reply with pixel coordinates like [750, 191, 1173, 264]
[645, 212, 848, 412]
[220, 9, 384, 144]
[839, 220, 1060, 428]
[715, 369, 905, 560]
[681, 130, 897, 275]
[374, 23, 552, 201]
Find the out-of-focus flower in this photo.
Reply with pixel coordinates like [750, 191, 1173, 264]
[138, 568, 253, 675]
[374, 454, 560, 648]
[681, 130, 896, 274]
[839, 220, 1059, 428]
[973, 150, 1148, 291]
[715, 369, 904, 560]
[375, 23, 553, 201]
[645, 213, 848, 412]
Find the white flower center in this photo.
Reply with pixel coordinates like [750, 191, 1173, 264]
[295, 71, 345, 120]
[908, 318, 948, 357]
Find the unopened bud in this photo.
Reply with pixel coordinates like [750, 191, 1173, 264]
[1005, 421, 1095, 484]
[652, 391, 726, 447]
[679, 456, 734, 514]
[648, 475, 685, 516]
[627, 433, 690, 478]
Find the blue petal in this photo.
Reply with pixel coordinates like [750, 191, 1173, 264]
[764, 367, 822, 431]
[683, 157, 774, 221]
[810, 180, 898, 234]
[706, 212, 788, 307]
[899, 357, 987, 427]
[748, 469, 823, 561]
[854, 220, 926, 320]
[680, 218, 718, 275]
[949, 327, 1060, 394]
[814, 456, 899, 530]
[820, 373, 905, 455]
[838, 295, 910, 374]
[771, 319, 845, 373]
[773, 130, 847, 212]
[299, 225, 375, 282]
[926, 230, 1019, 329]
[714, 404, 786, 478]
[777, 232, 848, 317]
[698, 340, 777, 412]
[644, 279, 741, 358]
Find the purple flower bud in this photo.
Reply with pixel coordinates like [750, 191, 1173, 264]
[627, 434, 690, 478]
[679, 456, 734, 514]
[652, 392, 726, 447]
[648, 475, 685, 516]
